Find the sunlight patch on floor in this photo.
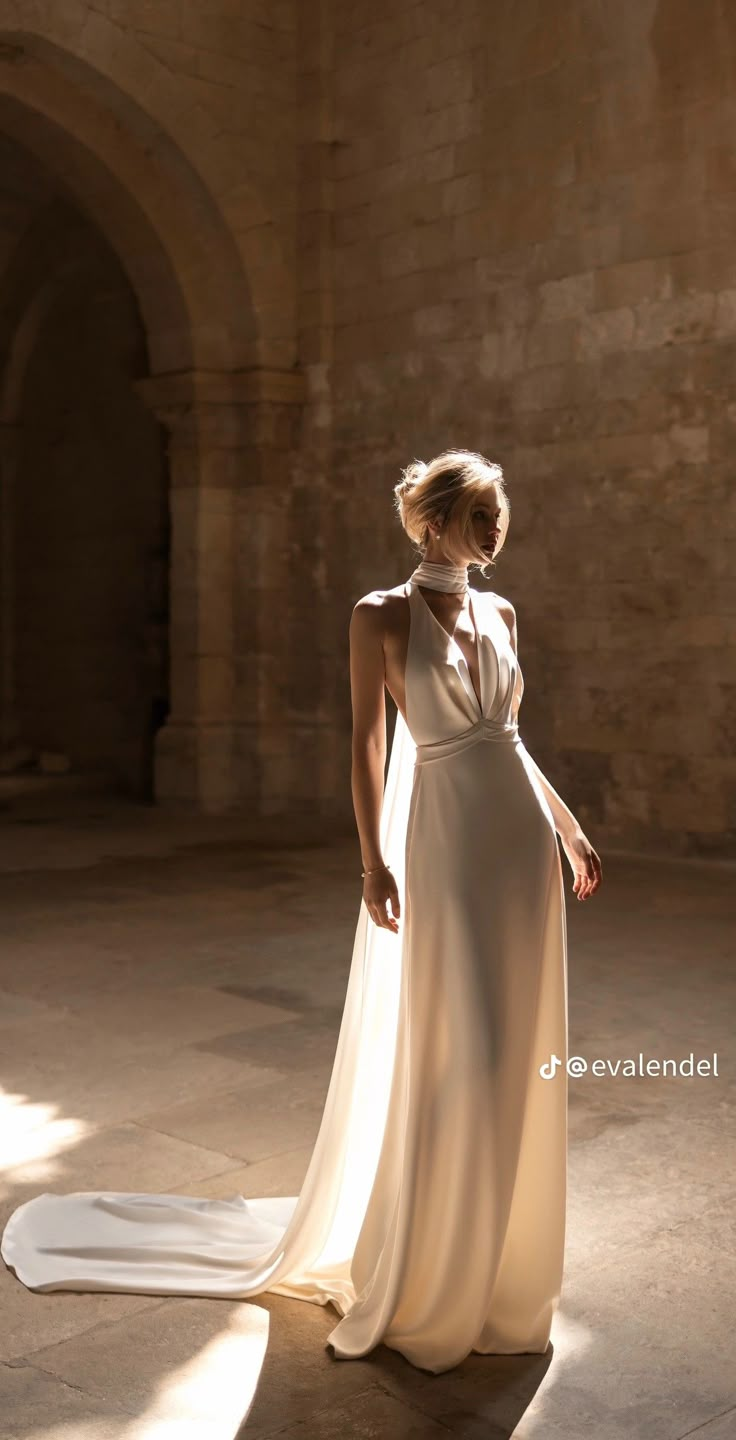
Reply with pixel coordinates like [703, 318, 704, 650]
[0, 1090, 91, 1182]
[129, 1304, 269, 1438]
[512, 1309, 596, 1437]
[13, 1305, 269, 1440]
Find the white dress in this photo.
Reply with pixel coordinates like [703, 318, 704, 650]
[1, 578, 568, 1376]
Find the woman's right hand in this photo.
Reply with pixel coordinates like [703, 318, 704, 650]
[363, 865, 401, 933]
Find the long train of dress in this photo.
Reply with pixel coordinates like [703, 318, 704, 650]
[1, 578, 568, 1375]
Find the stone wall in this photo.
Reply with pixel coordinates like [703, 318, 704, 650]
[0, 1, 303, 811]
[318, 0, 736, 857]
[0, 0, 734, 854]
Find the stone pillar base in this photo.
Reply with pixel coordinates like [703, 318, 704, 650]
[135, 367, 306, 816]
[153, 720, 235, 814]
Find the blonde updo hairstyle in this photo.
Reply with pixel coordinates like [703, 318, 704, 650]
[394, 449, 510, 570]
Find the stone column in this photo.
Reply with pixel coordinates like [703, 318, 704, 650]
[135, 368, 304, 814]
[231, 373, 308, 814]
[0, 422, 32, 771]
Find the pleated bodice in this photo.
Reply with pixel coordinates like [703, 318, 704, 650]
[405, 579, 525, 756]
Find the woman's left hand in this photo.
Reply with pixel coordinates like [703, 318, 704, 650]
[560, 826, 602, 901]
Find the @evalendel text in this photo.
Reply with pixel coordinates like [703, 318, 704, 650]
[539, 1052, 719, 1079]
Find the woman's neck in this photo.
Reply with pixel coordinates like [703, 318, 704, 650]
[410, 557, 469, 593]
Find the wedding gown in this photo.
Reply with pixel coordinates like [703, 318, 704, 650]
[1, 576, 568, 1376]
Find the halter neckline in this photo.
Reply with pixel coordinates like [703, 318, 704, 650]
[409, 559, 469, 593]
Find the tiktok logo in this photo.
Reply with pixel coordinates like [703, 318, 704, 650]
[539, 1054, 562, 1079]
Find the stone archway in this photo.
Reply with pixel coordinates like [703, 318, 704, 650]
[0, 190, 170, 800]
[0, 29, 305, 811]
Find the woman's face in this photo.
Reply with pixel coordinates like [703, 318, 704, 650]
[468, 490, 503, 562]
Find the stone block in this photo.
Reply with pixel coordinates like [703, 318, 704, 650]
[441, 172, 483, 216]
[580, 222, 622, 269]
[137, 1079, 325, 1164]
[413, 302, 457, 339]
[526, 316, 579, 369]
[538, 270, 595, 323]
[670, 244, 736, 294]
[713, 288, 736, 336]
[423, 54, 475, 112]
[176, 1146, 314, 1202]
[511, 361, 591, 412]
[651, 425, 710, 469]
[594, 257, 673, 311]
[576, 307, 635, 360]
[378, 217, 454, 278]
[0, 1362, 132, 1439]
[621, 203, 709, 260]
[478, 326, 525, 380]
[632, 292, 715, 349]
[367, 181, 445, 238]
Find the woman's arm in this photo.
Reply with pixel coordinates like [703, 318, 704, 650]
[499, 596, 576, 832]
[498, 597, 602, 900]
[525, 755, 581, 843]
[349, 598, 401, 932]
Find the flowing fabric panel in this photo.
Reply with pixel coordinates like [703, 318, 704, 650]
[1, 709, 418, 1309]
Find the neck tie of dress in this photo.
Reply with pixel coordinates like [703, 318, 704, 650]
[409, 559, 469, 592]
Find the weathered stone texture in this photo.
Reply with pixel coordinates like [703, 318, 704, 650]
[319, 0, 736, 857]
[0, 0, 734, 853]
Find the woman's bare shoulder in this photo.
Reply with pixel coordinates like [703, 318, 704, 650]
[485, 589, 515, 617]
[350, 584, 408, 637]
[477, 588, 516, 641]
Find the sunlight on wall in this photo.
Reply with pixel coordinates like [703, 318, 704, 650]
[0, 1090, 91, 1183]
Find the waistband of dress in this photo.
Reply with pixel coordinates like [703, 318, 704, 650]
[414, 717, 520, 766]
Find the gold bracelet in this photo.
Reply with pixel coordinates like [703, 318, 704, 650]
[361, 863, 391, 878]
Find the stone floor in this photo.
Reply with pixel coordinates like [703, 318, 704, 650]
[0, 790, 734, 1439]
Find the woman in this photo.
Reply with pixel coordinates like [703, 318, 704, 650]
[1, 449, 601, 1377]
[339, 449, 601, 1369]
